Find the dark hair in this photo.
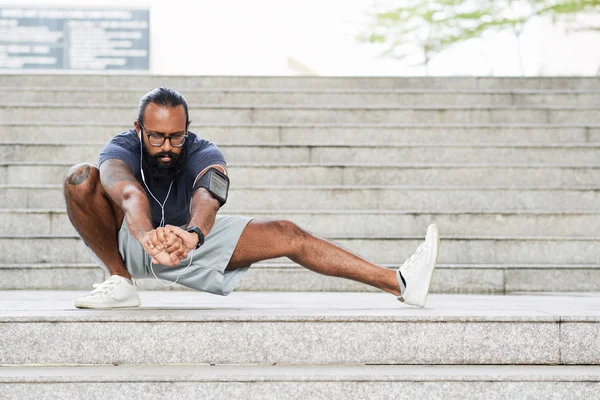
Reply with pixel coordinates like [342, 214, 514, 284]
[137, 87, 191, 129]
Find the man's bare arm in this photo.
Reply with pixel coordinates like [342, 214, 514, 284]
[187, 164, 227, 234]
[187, 188, 220, 235]
[100, 159, 189, 266]
[99, 159, 153, 242]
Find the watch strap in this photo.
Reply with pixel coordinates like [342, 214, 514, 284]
[186, 226, 205, 249]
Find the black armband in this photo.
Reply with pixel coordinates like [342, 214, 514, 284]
[192, 167, 229, 206]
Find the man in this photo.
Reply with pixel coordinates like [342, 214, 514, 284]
[64, 87, 440, 309]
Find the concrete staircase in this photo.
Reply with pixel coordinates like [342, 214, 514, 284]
[1, 291, 600, 398]
[1, 76, 599, 293]
[1, 75, 599, 398]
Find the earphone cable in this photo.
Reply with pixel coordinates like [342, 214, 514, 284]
[139, 132, 193, 287]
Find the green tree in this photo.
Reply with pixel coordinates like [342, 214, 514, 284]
[358, 0, 503, 75]
[359, 0, 600, 75]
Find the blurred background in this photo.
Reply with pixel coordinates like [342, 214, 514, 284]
[1, 0, 599, 76]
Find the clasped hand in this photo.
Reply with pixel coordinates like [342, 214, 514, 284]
[141, 225, 199, 266]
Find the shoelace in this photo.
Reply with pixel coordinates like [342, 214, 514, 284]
[401, 242, 425, 271]
[90, 279, 120, 296]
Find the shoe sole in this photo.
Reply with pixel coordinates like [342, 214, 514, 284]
[415, 224, 440, 307]
[74, 298, 141, 309]
[399, 223, 440, 308]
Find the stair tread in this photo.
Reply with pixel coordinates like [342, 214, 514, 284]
[1, 291, 599, 322]
[5, 102, 600, 110]
[2, 262, 600, 269]
[5, 161, 600, 168]
[2, 364, 600, 382]
[1, 233, 599, 240]
[4, 86, 600, 94]
[1, 121, 599, 127]
[4, 208, 600, 215]
[3, 183, 600, 190]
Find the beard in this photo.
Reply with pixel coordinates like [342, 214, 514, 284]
[141, 141, 188, 187]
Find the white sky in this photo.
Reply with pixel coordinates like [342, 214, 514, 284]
[6, 0, 600, 76]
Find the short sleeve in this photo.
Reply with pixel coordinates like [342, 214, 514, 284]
[98, 131, 140, 175]
[187, 140, 227, 182]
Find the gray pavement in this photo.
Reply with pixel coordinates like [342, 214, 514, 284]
[2, 291, 600, 366]
[2, 291, 599, 321]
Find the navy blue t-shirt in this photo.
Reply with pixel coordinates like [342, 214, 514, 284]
[98, 129, 226, 228]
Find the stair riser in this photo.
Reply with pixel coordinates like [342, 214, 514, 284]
[3, 212, 599, 237]
[2, 144, 599, 164]
[1, 107, 599, 124]
[2, 266, 600, 293]
[2, 125, 595, 144]
[0, 76, 598, 89]
[4, 165, 600, 187]
[2, 187, 598, 211]
[5, 91, 600, 106]
[1, 381, 598, 400]
[0, 237, 597, 264]
[0, 321, 566, 364]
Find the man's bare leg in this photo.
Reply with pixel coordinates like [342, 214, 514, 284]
[226, 219, 401, 296]
[63, 163, 130, 280]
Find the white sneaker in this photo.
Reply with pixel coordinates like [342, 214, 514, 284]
[75, 275, 141, 309]
[397, 224, 440, 308]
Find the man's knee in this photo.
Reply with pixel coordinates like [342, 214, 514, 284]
[64, 163, 100, 200]
[270, 219, 309, 256]
[270, 219, 304, 238]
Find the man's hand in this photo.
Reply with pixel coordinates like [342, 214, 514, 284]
[142, 228, 189, 266]
[164, 225, 201, 251]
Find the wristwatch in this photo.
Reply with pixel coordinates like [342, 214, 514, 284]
[186, 226, 205, 249]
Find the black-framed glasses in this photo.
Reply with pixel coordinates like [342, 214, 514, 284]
[139, 122, 188, 147]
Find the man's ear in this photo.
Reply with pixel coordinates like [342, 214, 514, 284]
[133, 121, 141, 139]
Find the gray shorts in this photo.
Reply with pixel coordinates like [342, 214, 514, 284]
[86, 215, 254, 296]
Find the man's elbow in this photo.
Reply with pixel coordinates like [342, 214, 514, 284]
[121, 185, 147, 208]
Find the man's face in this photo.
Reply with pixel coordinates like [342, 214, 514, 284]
[135, 103, 187, 166]
[135, 103, 188, 185]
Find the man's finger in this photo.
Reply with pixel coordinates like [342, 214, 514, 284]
[165, 225, 187, 238]
[165, 237, 184, 254]
[162, 231, 179, 248]
[179, 249, 189, 260]
[152, 250, 178, 266]
[165, 225, 199, 251]
[156, 227, 168, 245]
[173, 243, 188, 260]
[149, 230, 163, 250]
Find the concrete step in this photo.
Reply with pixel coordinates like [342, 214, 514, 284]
[4, 162, 600, 188]
[1, 234, 598, 264]
[3, 209, 599, 237]
[0, 75, 598, 89]
[3, 143, 600, 165]
[2, 262, 599, 293]
[1, 104, 599, 124]
[1, 291, 599, 365]
[1, 184, 598, 211]
[2, 364, 600, 399]
[3, 88, 600, 106]
[2, 123, 598, 144]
